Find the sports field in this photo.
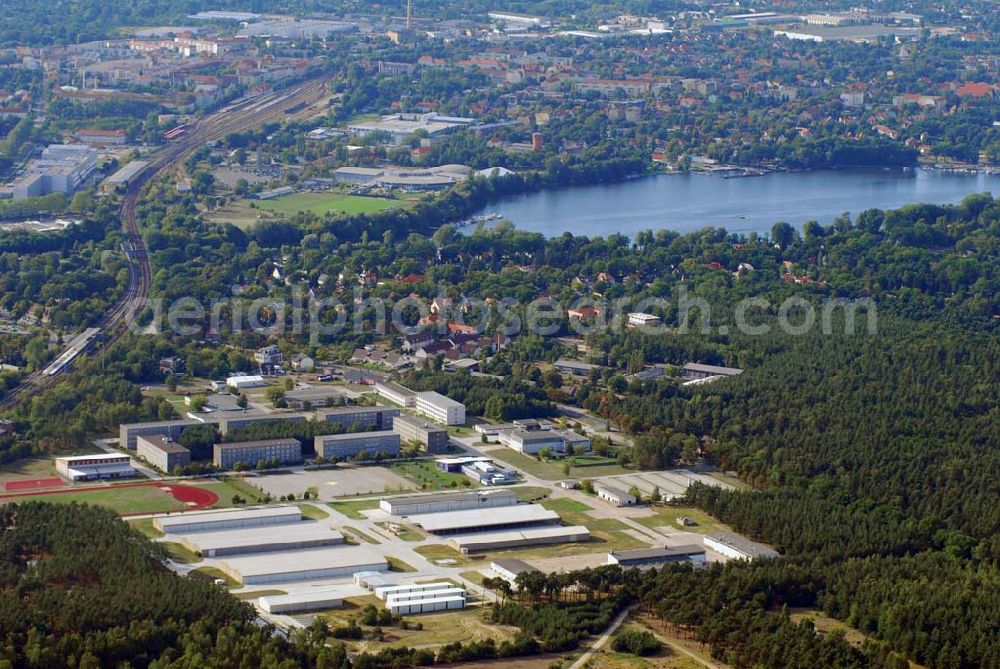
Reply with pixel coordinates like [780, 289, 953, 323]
[0, 482, 219, 515]
[256, 193, 409, 216]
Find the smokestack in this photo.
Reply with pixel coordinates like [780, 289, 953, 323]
[406, 0, 413, 29]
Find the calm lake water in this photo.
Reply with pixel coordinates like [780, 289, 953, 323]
[475, 168, 1000, 237]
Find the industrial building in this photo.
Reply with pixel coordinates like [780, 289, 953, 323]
[315, 431, 400, 460]
[375, 581, 457, 601]
[135, 435, 191, 473]
[491, 559, 539, 583]
[225, 374, 267, 389]
[283, 387, 348, 409]
[704, 532, 780, 561]
[259, 585, 365, 614]
[380, 489, 517, 516]
[387, 587, 467, 605]
[407, 504, 560, 536]
[333, 166, 385, 184]
[119, 419, 202, 449]
[374, 380, 416, 407]
[414, 391, 465, 425]
[315, 406, 399, 431]
[459, 458, 517, 485]
[679, 363, 744, 380]
[219, 546, 388, 585]
[498, 428, 590, 455]
[174, 522, 344, 557]
[607, 546, 706, 569]
[388, 594, 466, 615]
[355, 571, 396, 591]
[55, 454, 135, 481]
[449, 525, 591, 554]
[103, 160, 149, 191]
[594, 483, 638, 507]
[345, 113, 474, 145]
[12, 144, 98, 200]
[154, 505, 302, 534]
[392, 414, 449, 453]
[554, 359, 601, 376]
[213, 438, 302, 469]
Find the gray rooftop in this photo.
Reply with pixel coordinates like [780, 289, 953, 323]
[705, 532, 780, 559]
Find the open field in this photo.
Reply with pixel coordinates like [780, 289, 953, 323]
[387, 556, 416, 572]
[128, 517, 164, 539]
[632, 505, 731, 535]
[510, 486, 551, 502]
[195, 477, 265, 507]
[415, 543, 474, 567]
[298, 503, 329, 520]
[334, 609, 521, 655]
[0, 485, 187, 514]
[389, 460, 476, 491]
[328, 498, 380, 520]
[257, 193, 410, 217]
[486, 448, 630, 480]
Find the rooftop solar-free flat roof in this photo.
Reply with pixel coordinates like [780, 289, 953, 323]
[407, 504, 559, 532]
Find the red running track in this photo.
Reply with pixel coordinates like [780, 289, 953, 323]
[4, 477, 67, 492]
[0, 481, 219, 514]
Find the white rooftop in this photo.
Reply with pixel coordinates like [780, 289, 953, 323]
[172, 521, 341, 552]
[155, 505, 301, 532]
[259, 585, 365, 608]
[450, 524, 590, 546]
[221, 546, 387, 578]
[406, 504, 559, 533]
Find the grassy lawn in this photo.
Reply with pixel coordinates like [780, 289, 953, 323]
[128, 517, 164, 539]
[256, 193, 409, 217]
[389, 461, 475, 491]
[540, 498, 593, 525]
[188, 566, 240, 589]
[632, 505, 730, 535]
[460, 570, 488, 586]
[328, 498, 380, 519]
[376, 521, 424, 541]
[510, 486, 551, 502]
[343, 526, 380, 544]
[414, 544, 473, 567]
[159, 541, 202, 564]
[198, 476, 266, 506]
[336, 609, 520, 655]
[234, 589, 287, 600]
[298, 503, 330, 520]
[487, 449, 631, 481]
[387, 556, 416, 572]
[0, 485, 186, 515]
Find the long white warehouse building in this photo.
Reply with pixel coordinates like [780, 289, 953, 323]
[153, 506, 301, 534]
[174, 522, 344, 557]
[406, 504, 560, 535]
[219, 546, 388, 585]
[259, 585, 366, 614]
[380, 489, 517, 516]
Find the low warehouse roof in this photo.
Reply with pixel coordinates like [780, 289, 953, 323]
[407, 504, 558, 533]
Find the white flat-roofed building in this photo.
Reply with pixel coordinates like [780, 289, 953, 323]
[355, 571, 396, 590]
[407, 504, 560, 535]
[12, 144, 98, 201]
[704, 532, 780, 561]
[219, 546, 388, 584]
[627, 312, 663, 328]
[594, 483, 637, 507]
[387, 588, 466, 606]
[375, 581, 456, 600]
[374, 380, 416, 407]
[607, 545, 706, 569]
[415, 391, 465, 425]
[388, 595, 465, 615]
[346, 114, 473, 145]
[154, 505, 301, 534]
[450, 525, 590, 554]
[315, 431, 400, 460]
[55, 453, 135, 481]
[380, 489, 517, 516]
[226, 374, 266, 389]
[174, 522, 344, 557]
[499, 429, 565, 455]
[259, 585, 365, 614]
[213, 438, 302, 469]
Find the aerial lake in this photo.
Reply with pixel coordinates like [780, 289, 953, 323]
[475, 168, 1000, 237]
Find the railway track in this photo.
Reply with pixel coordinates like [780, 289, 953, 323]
[0, 79, 328, 411]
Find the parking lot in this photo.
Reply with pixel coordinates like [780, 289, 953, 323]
[249, 467, 416, 500]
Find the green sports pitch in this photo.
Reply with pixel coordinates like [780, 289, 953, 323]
[255, 193, 410, 216]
